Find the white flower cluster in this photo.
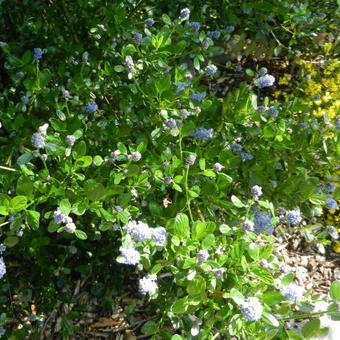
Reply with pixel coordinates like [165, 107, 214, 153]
[53, 207, 76, 233]
[119, 247, 141, 265]
[0, 257, 6, 280]
[139, 274, 158, 295]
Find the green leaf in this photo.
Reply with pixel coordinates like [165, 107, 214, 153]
[251, 267, 273, 284]
[93, 155, 104, 166]
[162, 13, 171, 25]
[231, 195, 244, 208]
[262, 292, 283, 306]
[262, 312, 280, 327]
[59, 198, 71, 215]
[248, 243, 260, 260]
[141, 321, 158, 335]
[281, 272, 294, 286]
[4, 236, 19, 247]
[171, 336, 183, 340]
[167, 213, 190, 239]
[171, 297, 188, 314]
[246, 69, 254, 76]
[73, 140, 87, 158]
[85, 183, 106, 201]
[11, 196, 27, 211]
[202, 234, 215, 249]
[114, 65, 125, 72]
[309, 194, 327, 205]
[187, 276, 206, 297]
[75, 156, 92, 168]
[286, 330, 304, 340]
[219, 224, 231, 234]
[330, 281, 340, 302]
[17, 153, 33, 165]
[75, 230, 87, 240]
[16, 176, 33, 196]
[301, 319, 320, 338]
[229, 288, 244, 304]
[27, 210, 40, 230]
[192, 222, 216, 240]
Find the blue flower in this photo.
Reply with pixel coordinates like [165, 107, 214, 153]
[197, 249, 210, 263]
[326, 194, 338, 210]
[254, 74, 275, 88]
[253, 211, 274, 234]
[256, 106, 268, 114]
[33, 48, 44, 59]
[123, 220, 152, 242]
[31, 132, 45, 149]
[234, 65, 243, 72]
[0, 244, 6, 253]
[65, 135, 76, 147]
[133, 33, 143, 46]
[0, 257, 6, 280]
[119, 247, 141, 265]
[188, 22, 201, 32]
[21, 96, 29, 104]
[230, 143, 243, 153]
[240, 298, 263, 322]
[174, 82, 190, 94]
[282, 284, 304, 302]
[285, 209, 302, 225]
[189, 127, 214, 140]
[240, 152, 254, 161]
[152, 227, 168, 246]
[259, 67, 268, 75]
[179, 8, 190, 21]
[205, 64, 218, 76]
[208, 30, 221, 39]
[299, 123, 309, 129]
[225, 26, 235, 33]
[85, 101, 98, 113]
[324, 182, 336, 193]
[145, 18, 155, 27]
[190, 92, 205, 101]
[251, 185, 263, 200]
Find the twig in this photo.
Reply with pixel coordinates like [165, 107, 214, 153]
[0, 165, 16, 172]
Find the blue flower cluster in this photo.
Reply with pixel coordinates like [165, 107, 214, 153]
[205, 64, 218, 76]
[85, 101, 98, 113]
[179, 8, 190, 21]
[33, 48, 45, 59]
[326, 194, 338, 210]
[285, 209, 302, 225]
[208, 30, 221, 39]
[31, 132, 46, 149]
[189, 127, 214, 140]
[145, 18, 154, 27]
[174, 82, 190, 94]
[282, 284, 304, 302]
[240, 297, 263, 322]
[190, 92, 205, 101]
[253, 210, 274, 234]
[240, 152, 253, 161]
[254, 74, 275, 88]
[188, 22, 201, 32]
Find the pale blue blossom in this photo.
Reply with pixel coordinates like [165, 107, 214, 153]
[240, 297, 263, 322]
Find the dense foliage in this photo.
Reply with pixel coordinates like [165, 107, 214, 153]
[0, 0, 339, 339]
